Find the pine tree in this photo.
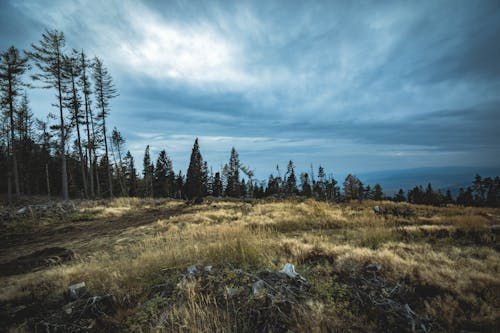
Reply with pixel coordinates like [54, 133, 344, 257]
[142, 145, 153, 197]
[343, 174, 362, 201]
[64, 49, 88, 197]
[285, 160, 297, 196]
[93, 56, 118, 197]
[123, 150, 137, 196]
[0, 46, 30, 200]
[185, 138, 204, 199]
[111, 127, 126, 196]
[373, 184, 384, 201]
[314, 166, 327, 199]
[154, 149, 174, 197]
[300, 172, 312, 197]
[213, 172, 223, 197]
[394, 189, 406, 202]
[27, 30, 70, 200]
[79, 50, 95, 197]
[226, 147, 241, 197]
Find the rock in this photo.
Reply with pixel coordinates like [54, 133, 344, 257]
[68, 282, 87, 299]
[279, 263, 306, 281]
[252, 280, 266, 295]
[187, 265, 197, 275]
[373, 206, 383, 214]
[366, 263, 382, 272]
[204, 265, 213, 272]
[16, 207, 28, 215]
[225, 286, 241, 297]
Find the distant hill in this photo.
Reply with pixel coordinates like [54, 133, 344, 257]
[357, 166, 500, 195]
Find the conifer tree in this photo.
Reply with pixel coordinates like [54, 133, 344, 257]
[213, 172, 223, 197]
[0, 46, 30, 200]
[93, 56, 117, 197]
[343, 174, 362, 201]
[154, 149, 174, 197]
[226, 147, 241, 197]
[79, 50, 95, 197]
[285, 160, 297, 195]
[300, 172, 312, 197]
[123, 150, 137, 196]
[185, 138, 204, 199]
[142, 145, 153, 197]
[373, 184, 384, 201]
[27, 30, 70, 200]
[64, 49, 88, 197]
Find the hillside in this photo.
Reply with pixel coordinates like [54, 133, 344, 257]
[0, 198, 499, 332]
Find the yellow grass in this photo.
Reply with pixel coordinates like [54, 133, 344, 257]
[1, 198, 499, 332]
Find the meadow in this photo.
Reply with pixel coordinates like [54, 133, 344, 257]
[0, 198, 498, 332]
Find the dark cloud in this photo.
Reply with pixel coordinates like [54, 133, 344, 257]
[1, 0, 499, 177]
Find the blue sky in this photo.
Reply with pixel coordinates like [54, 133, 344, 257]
[1, 0, 499, 180]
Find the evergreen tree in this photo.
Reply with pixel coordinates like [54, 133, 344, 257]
[79, 49, 95, 197]
[123, 150, 136, 196]
[226, 147, 241, 197]
[213, 172, 223, 197]
[300, 172, 312, 197]
[64, 49, 88, 197]
[27, 30, 70, 200]
[314, 166, 327, 199]
[185, 138, 204, 199]
[154, 149, 174, 197]
[343, 174, 362, 201]
[142, 145, 153, 197]
[93, 56, 118, 197]
[285, 160, 297, 195]
[394, 189, 406, 202]
[373, 184, 384, 201]
[1, 46, 30, 200]
[110, 127, 126, 196]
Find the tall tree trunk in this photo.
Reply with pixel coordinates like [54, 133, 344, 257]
[57, 59, 69, 201]
[102, 117, 113, 198]
[71, 74, 88, 198]
[84, 94, 94, 198]
[8, 79, 20, 200]
[45, 163, 51, 199]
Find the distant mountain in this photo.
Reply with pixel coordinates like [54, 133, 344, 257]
[357, 166, 500, 195]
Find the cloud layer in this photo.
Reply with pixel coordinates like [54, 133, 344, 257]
[1, 0, 499, 179]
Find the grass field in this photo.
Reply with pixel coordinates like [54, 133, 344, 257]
[0, 198, 499, 332]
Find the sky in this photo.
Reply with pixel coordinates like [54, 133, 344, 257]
[1, 0, 500, 181]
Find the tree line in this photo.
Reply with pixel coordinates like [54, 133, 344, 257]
[1, 30, 498, 207]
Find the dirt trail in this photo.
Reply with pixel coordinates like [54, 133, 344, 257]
[0, 205, 187, 270]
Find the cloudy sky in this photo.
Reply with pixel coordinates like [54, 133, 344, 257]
[1, 0, 499, 180]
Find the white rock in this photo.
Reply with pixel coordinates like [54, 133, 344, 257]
[187, 265, 197, 275]
[16, 207, 28, 214]
[68, 282, 86, 299]
[279, 263, 305, 280]
[252, 280, 266, 295]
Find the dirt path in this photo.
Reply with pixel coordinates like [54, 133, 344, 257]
[0, 205, 187, 268]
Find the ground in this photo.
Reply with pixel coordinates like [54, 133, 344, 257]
[0, 198, 499, 332]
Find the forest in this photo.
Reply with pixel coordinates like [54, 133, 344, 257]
[1, 29, 499, 208]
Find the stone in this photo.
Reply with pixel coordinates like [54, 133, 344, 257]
[373, 206, 383, 214]
[252, 280, 266, 295]
[68, 282, 86, 299]
[16, 207, 28, 215]
[187, 265, 197, 275]
[279, 263, 306, 280]
[225, 286, 241, 297]
[366, 263, 382, 272]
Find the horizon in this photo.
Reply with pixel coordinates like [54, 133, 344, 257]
[1, 0, 500, 182]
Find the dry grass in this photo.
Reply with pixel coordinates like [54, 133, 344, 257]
[1, 198, 499, 332]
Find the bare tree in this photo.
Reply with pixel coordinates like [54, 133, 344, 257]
[92, 56, 118, 197]
[0, 46, 30, 200]
[27, 30, 70, 200]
